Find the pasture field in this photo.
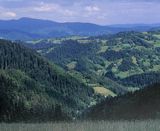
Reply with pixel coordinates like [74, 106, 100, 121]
[0, 120, 159, 131]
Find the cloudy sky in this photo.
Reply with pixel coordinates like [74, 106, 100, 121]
[0, 0, 160, 25]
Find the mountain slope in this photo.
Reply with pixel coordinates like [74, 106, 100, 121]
[0, 17, 160, 40]
[0, 39, 95, 122]
[83, 83, 160, 120]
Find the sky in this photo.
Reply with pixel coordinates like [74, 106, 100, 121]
[0, 0, 160, 25]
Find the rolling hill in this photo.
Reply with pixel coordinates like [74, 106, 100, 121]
[0, 17, 160, 40]
[83, 83, 160, 120]
[25, 31, 160, 95]
[0, 39, 98, 122]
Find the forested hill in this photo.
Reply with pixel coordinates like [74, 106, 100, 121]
[0, 39, 95, 122]
[83, 83, 160, 120]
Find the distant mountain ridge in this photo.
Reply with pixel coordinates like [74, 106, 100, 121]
[0, 17, 160, 40]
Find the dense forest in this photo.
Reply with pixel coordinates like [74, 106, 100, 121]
[82, 83, 160, 120]
[0, 39, 97, 122]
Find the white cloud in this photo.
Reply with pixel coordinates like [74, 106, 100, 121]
[4, 11, 16, 17]
[85, 5, 100, 12]
[0, 7, 16, 18]
[31, 2, 76, 17]
[33, 2, 59, 12]
[0, 1, 159, 25]
[63, 9, 75, 16]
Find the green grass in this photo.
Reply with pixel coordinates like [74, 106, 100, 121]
[97, 46, 108, 53]
[66, 61, 77, 70]
[46, 47, 55, 53]
[115, 69, 144, 79]
[150, 65, 160, 72]
[153, 34, 160, 39]
[154, 41, 160, 47]
[131, 56, 137, 65]
[0, 120, 159, 131]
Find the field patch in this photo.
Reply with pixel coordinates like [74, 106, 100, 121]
[93, 86, 116, 97]
[67, 61, 77, 70]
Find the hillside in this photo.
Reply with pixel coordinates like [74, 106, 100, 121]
[26, 31, 160, 94]
[0, 18, 160, 40]
[83, 83, 160, 120]
[0, 39, 97, 122]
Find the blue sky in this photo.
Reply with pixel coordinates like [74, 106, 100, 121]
[0, 0, 160, 25]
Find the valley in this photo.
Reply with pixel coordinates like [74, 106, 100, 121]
[0, 0, 160, 130]
[26, 30, 160, 95]
[0, 21, 160, 123]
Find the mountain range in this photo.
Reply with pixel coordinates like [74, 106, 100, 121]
[0, 17, 160, 40]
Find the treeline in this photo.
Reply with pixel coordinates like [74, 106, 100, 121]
[83, 83, 160, 120]
[105, 71, 160, 87]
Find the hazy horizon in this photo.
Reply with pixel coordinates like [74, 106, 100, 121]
[1, 17, 160, 26]
[0, 0, 160, 25]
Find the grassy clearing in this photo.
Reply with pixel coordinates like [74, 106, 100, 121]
[154, 41, 160, 47]
[115, 69, 144, 79]
[93, 86, 116, 97]
[0, 120, 159, 131]
[66, 61, 77, 70]
[153, 34, 160, 39]
[97, 46, 108, 54]
[132, 56, 137, 65]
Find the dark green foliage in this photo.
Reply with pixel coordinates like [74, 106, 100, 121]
[121, 72, 160, 87]
[118, 58, 136, 71]
[45, 40, 99, 67]
[0, 39, 94, 122]
[0, 72, 69, 122]
[83, 83, 160, 120]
